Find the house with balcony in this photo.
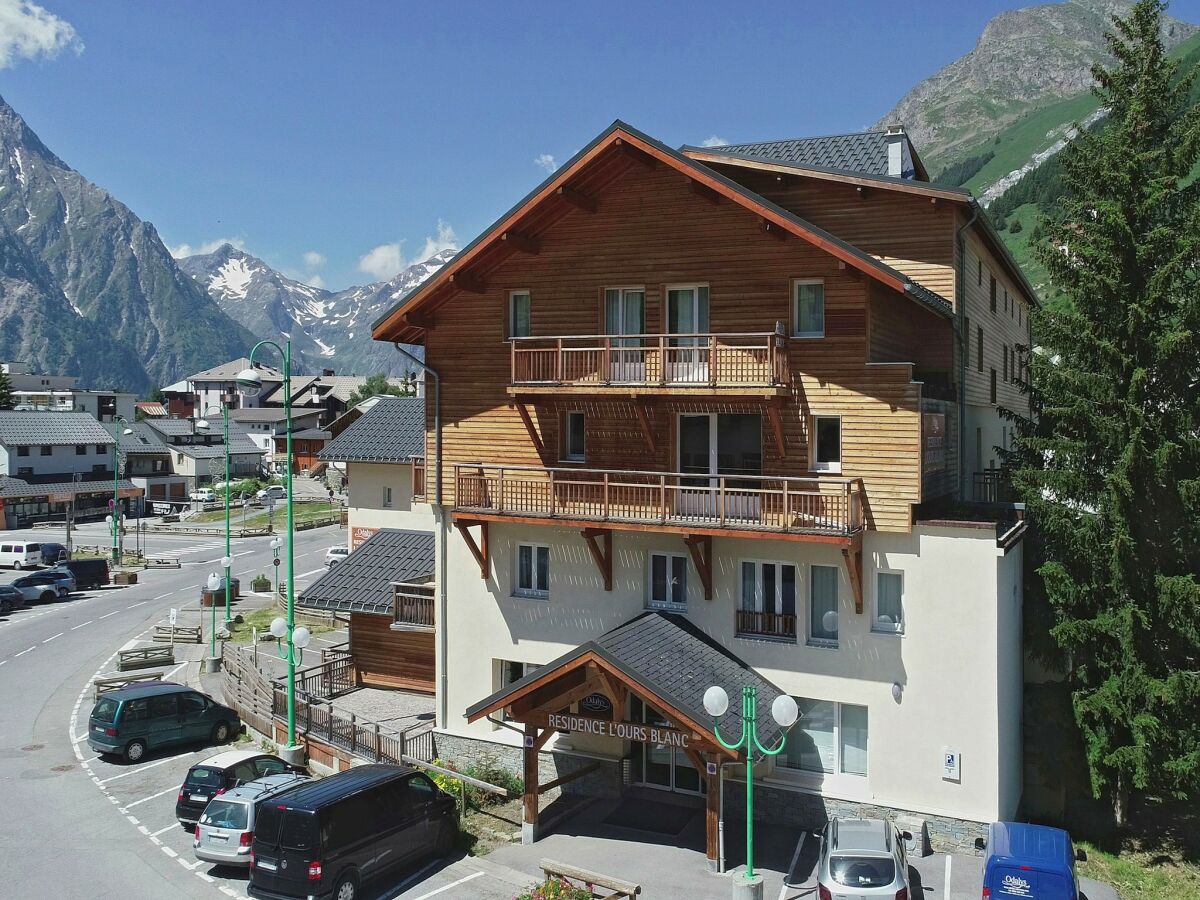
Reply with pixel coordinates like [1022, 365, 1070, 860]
[369, 121, 1032, 860]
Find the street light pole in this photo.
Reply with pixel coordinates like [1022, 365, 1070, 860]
[109, 415, 133, 565]
[200, 401, 233, 626]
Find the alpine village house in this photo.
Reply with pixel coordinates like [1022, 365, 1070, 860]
[369, 121, 1033, 861]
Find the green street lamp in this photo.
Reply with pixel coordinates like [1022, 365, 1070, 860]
[198, 402, 234, 626]
[109, 415, 134, 565]
[703, 684, 798, 891]
[270, 536, 282, 594]
[205, 571, 221, 659]
[236, 341, 299, 753]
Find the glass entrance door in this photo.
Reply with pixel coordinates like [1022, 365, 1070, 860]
[630, 698, 705, 795]
[605, 288, 645, 382]
[666, 285, 709, 383]
[676, 413, 764, 520]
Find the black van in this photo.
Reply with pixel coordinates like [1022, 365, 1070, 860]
[61, 558, 110, 590]
[248, 764, 457, 900]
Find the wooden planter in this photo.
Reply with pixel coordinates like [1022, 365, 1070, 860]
[113, 571, 138, 585]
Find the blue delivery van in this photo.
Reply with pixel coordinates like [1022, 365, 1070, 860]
[977, 821, 1087, 899]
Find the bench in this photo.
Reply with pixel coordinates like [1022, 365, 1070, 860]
[93, 671, 168, 700]
[539, 859, 641, 899]
[153, 624, 201, 644]
[117, 646, 175, 671]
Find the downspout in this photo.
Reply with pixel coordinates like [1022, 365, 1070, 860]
[392, 343, 447, 728]
[956, 202, 980, 501]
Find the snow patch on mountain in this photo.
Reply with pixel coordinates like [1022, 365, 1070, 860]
[209, 256, 255, 300]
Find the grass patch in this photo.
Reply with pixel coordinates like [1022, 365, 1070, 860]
[1078, 842, 1200, 900]
[227, 607, 336, 645]
[186, 502, 341, 528]
[1073, 797, 1200, 900]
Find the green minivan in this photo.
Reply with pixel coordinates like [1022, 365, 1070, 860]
[88, 682, 241, 763]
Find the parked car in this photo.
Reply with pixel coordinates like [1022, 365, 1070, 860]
[190, 488, 217, 502]
[11, 573, 67, 603]
[977, 821, 1087, 900]
[248, 764, 458, 900]
[0, 541, 41, 569]
[324, 546, 350, 567]
[87, 682, 241, 763]
[38, 542, 69, 565]
[177, 750, 306, 827]
[38, 567, 76, 594]
[61, 558, 110, 590]
[256, 485, 287, 502]
[816, 817, 911, 900]
[0, 584, 24, 614]
[192, 772, 311, 865]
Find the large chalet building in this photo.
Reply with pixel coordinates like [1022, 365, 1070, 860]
[370, 121, 1033, 859]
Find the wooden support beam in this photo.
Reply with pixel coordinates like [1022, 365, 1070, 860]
[514, 402, 547, 458]
[842, 543, 864, 614]
[705, 751, 720, 866]
[596, 668, 628, 717]
[455, 520, 489, 579]
[766, 400, 787, 459]
[511, 666, 591, 718]
[688, 179, 722, 204]
[501, 230, 540, 255]
[580, 528, 613, 591]
[761, 218, 787, 241]
[631, 402, 656, 455]
[614, 138, 656, 169]
[684, 534, 713, 602]
[449, 271, 486, 294]
[404, 312, 435, 329]
[556, 185, 597, 213]
[856, 185, 869, 200]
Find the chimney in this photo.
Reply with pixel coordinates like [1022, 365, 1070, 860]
[885, 125, 905, 177]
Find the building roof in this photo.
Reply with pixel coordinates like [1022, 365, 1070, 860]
[0, 476, 141, 500]
[690, 128, 927, 180]
[173, 437, 263, 460]
[317, 396, 425, 463]
[289, 428, 330, 440]
[465, 611, 788, 753]
[119, 422, 170, 455]
[134, 402, 168, 417]
[297, 529, 435, 615]
[187, 358, 283, 383]
[228, 407, 322, 425]
[0, 412, 118, 447]
[144, 418, 204, 437]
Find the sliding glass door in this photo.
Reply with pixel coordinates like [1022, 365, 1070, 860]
[605, 288, 645, 382]
[666, 285, 709, 382]
[676, 413, 762, 520]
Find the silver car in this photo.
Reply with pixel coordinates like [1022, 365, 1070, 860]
[192, 772, 310, 867]
[816, 817, 911, 900]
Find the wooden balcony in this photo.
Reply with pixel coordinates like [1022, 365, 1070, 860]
[509, 332, 789, 395]
[391, 581, 435, 631]
[453, 464, 864, 540]
[736, 610, 797, 641]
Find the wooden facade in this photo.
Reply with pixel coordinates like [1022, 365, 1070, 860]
[348, 612, 435, 693]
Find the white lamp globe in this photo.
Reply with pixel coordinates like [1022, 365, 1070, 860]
[891, 682, 904, 704]
[105, 515, 113, 526]
[703, 685, 729, 718]
[822, 611, 838, 633]
[269, 616, 288, 639]
[771, 694, 799, 728]
[205, 572, 221, 592]
[292, 626, 312, 650]
[270, 537, 282, 550]
[195, 419, 211, 430]
[235, 368, 263, 397]
[221, 556, 232, 569]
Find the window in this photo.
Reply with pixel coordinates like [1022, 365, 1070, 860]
[382, 486, 393, 508]
[779, 698, 868, 778]
[562, 411, 585, 462]
[1004, 287, 1009, 315]
[16, 467, 32, 478]
[40, 445, 52, 456]
[811, 416, 841, 473]
[499, 659, 541, 721]
[96, 444, 106, 455]
[515, 543, 549, 598]
[1003, 345, 1009, 382]
[989, 275, 997, 313]
[16, 446, 28, 457]
[990, 369, 997, 404]
[648, 552, 687, 608]
[92, 464, 106, 475]
[792, 279, 825, 338]
[977, 260, 982, 286]
[976, 326, 984, 373]
[873, 572, 903, 634]
[508, 291, 531, 338]
[739, 561, 797, 639]
[75, 445, 86, 456]
[809, 564, 839, 646]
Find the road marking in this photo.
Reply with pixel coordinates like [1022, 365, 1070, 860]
[121, 785, 179, 810]
[98, 752, 194, 784]
[15, 646, 35, 657]
[153, 593, 174, 600]
[127, 601, 148, 609]
[71, 620, 94, 630]
[233, 550, 254, 558]
[0, 660, 7, 666]
[945, 853, 952, 892]
[72, 732, 88, 743]
[99, 610, 120, 620]
[150, 823, 179, 837]
[780, 832, 807, 898]
[180, 859, 204, 870]
[297, 567, 326, 578]
[162, 660, 189, 680]
[43, 632, 63, 643]
[161, 846, 178, 858]
[410, 870, 484, 899]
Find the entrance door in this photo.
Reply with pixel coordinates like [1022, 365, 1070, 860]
[676, 413, 763, 521]
[666, 285, 709, 383]
[605, 288, 645, 382]
[631, 699, 705, 795]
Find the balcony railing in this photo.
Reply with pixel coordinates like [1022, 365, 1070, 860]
[736, 610, 797, 640]
[510, 333, 788, 389]
[392, 581, 435, 629]
[454, 464, 864, 536]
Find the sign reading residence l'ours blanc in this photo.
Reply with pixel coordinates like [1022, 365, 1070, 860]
[541, 713, 692, 748]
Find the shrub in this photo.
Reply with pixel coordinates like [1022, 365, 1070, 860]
[514, 877, 592, 900]
[1009, 218, 1024, 234]
[462, 759, 524, 807]
[251, 573, 271, 591]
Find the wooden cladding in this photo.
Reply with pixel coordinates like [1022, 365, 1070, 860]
[510, 332, 788, 390]
[454, 463, 864, 538]
[349, 612, 434, 693]
[392, 581, 435, 629]
[735, 609, 797, 640]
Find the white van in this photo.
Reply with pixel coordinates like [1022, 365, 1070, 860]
[0, 542, 41, 569]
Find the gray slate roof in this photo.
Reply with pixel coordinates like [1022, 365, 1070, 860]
[0, 476, 141, 499]
[297, 528, 435, 615]
[693, 129, 924, 180]
[145, 418, 204, 437]
[318, 396, 425, 463]
[119, 422, 170, 455]
[0, 412, 118, 447]
[187, 358, 283, 383]
[464, 611, 789, 754]
[229, 407, 322, 425]
[173, 437, 263, 460]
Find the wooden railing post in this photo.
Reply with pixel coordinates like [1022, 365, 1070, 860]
[709, 335, 717, 386]
[375, 723, 383, 762]
[719, 477, 726, 525]
[350, 713, 357, 754]
[511, 340, 517, 384]
[658, 335, 667, 385]
[497, 467, 505, 513]
[555, 338, 564, 383]
[603, 472, 610, 520]
[602, 336, 611, 384]
[660, 474, 668, 523]
[548, 469, 556, 516]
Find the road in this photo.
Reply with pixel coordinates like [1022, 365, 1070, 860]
[0, 520, 342, 899]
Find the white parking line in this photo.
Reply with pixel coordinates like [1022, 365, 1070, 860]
[150, 823, 179, 837]
[98, 752, 194, 784]
[945, 854, 952, 891]
[410, 870, 484, 899]
[296, 568, 326, 578]
[121, 785, 179, 810]
[43, 632, 63, 643]
[99, 610, 120, 620]
[71, 620, 94, 630]
[153, 593, 174, 600]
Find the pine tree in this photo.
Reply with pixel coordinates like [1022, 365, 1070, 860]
[345, 373, 416, 408]
[0, 370, 13, 410]
[1007, 0, 1200, 824]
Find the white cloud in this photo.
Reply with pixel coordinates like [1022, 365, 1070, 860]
[701, 135, 727, 148]
[302, 250, 326, 269]
[304, 273, 326, 289]
[411, 220, 458, 265]
[0, 0, 81, 70]
[534, 153, 557, 174]
[358, 242, 404, 280]
[167, 237, 245, 259]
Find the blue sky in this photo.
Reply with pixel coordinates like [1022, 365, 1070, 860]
[3, 0, 1199, 290]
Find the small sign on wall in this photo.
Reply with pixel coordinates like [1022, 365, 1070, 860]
[942, 748, 961, 782]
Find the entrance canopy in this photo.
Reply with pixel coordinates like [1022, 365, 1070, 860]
[465, 611, 788, 760]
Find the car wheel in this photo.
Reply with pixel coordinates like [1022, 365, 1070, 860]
[435, 820, 455, 857]
[1, 600, 11, 615]
[211, 721, 231, 744]
[124, 739, 147, 763]
[333, 873, 358, 900]
[39, 591, 56, 603]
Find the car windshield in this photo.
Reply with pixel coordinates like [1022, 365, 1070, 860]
[92, 697, 118, 723]
[201, 800, 249, 830]
[830, 855, 896, 888]
[186, 767, 223, 788]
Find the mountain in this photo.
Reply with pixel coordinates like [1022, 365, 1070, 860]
[180, 245, 455, 377]
[0, 94, 256, 394]
[879, 1, 1198, 174]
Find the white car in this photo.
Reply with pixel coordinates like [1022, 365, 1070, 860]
[189, 488, 216, 503]
[324, 546, 350, 567]
[256, 485, 287, 502]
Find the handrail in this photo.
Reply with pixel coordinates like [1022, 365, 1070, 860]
[454, 461, 856, 488]
[511, 331, 779, 341]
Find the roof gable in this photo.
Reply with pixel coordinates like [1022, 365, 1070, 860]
[318, 396, 425, 463]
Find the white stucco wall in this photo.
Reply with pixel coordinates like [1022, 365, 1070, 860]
[344, 462, 435, 535]
[438, 519, 1022, 825]
[964, 403, 1014, 475]
[1, 442, 113, 478]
